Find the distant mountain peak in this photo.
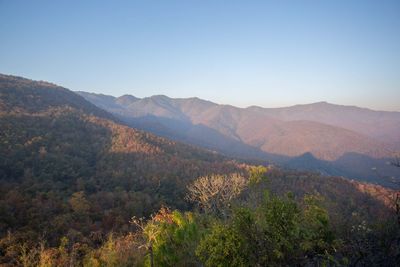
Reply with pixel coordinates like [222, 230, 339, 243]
[115, 94, 140, 106]
[298, 152, 317, 159]
[117, 94, 138, 99]
[150, 94, 171, 99]
[291, 101, 333, 108]
[312, 101, 329, 105]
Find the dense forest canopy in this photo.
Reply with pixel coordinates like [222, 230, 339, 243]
[0, 74, 399, 266]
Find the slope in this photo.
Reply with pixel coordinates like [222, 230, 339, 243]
[0, 74, 242, 247]
[0, 74, 397, 264]
[248, 101, 400, 148]
[77, 92, 399, 186]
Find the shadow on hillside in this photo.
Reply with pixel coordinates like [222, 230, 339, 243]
[2, 111, 396, 244]
[118, 114, 290, 163]
[0, 111, 250, 245]
[117, 114, 400, 189]
[264, 169, 395, 223]
[285, 152, 400, 189]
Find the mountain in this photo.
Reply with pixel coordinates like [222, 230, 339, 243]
[77, 92, 400, 187]
[0, 74, 243, 247]
[249, 101, 400, 148]
[1, 74, 398, 265]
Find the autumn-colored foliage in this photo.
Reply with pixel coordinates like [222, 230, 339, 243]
[1, 74, 399, 265]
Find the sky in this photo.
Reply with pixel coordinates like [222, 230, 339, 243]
[0, 0, 399, 111]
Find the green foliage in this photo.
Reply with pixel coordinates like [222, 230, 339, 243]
[69, 191, 90, 214]
[83, 234, 144, 267]
[197, 191, 338, 266]
[142, 209, 202, 266]
[248, 165, 268, 185]
[257, 193, 301, 264]
[0, 75, 398, 266]
[196, 209, 256, 267]
[0, 75, 243, 265]
[300, 195, 336, 254]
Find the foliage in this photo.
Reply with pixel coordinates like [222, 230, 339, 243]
[149, 209, 201, 266]
[83, 234, 145, 267]
[248, 165, 268, 185]
[196, 209, 257, 267]
[197, 192, 338, 266]
[1, 75, 399, 265]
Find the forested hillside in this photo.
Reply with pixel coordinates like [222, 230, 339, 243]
[0, 74, 399, 266]
[0, 74, 243, 264]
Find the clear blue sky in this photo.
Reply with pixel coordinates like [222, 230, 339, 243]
[1, 0, 399, 111]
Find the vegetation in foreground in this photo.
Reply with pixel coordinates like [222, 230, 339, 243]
[3, 168, 399, 267]
[1, 75, 399, 266]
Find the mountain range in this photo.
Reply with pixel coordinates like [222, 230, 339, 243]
[0, 74, 243, 240]
[1, 73, 398, 265]
[77, 91, 400, 188]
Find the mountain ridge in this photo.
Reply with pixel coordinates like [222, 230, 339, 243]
[77, 91, 400, 114]
[77, 91, 395, 159]
[77, 91, 400, 145]
[77, 90, 400, 187]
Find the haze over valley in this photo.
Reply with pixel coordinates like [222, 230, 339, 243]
[1, 1, 400, 266]
[1, 73, 399, 266]
[78, 91, 400, 188]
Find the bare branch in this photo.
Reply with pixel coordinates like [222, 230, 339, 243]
[186, 173, 247, 215]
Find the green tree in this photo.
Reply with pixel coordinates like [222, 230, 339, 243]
[69, 191, 90, 214]
[196, 208, 256, 267]
[134, 207, 202, 267]
[196, 192, 337, 266]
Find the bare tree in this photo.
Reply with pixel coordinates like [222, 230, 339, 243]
[186, 173, 247, 217]
[130, 207, 173, 267]
[131, 216, 159, 267]
[391, 153, 400, 226]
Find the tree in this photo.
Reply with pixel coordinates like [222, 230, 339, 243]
[83, 233, 144, 267]
[196, 208, 257, 267]
[151, 210, 201, 266]
[186, 173, 247, 217]
[196, 192, 337, 266]
[132, 207, 202, 267]
[131, 213, 161, 267]
[69, 191, 90, 214]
